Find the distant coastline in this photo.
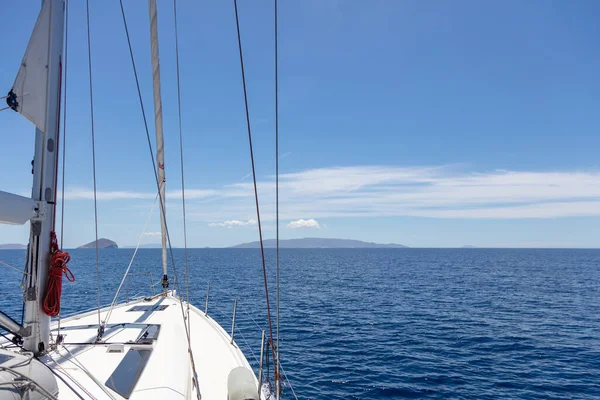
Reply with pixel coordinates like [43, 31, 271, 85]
[123, 243, 164, 249]
[230, 238, 408, 249]
[0, 243, 26, 250]
[7, 241, 597, 250]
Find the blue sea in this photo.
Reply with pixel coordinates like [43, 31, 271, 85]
[1, 248, 600, 399]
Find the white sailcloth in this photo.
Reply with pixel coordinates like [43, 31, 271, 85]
[8, 0, 52, 132]
[0, 190, 35, 225]
[148, 0, 168, 277]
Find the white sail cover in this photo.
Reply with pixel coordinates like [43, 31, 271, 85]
[8, 0, 52, 132]
[0, 190, 35, 225]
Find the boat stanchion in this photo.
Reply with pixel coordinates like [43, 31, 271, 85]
[258, 330, 265, 394]
[149, 271, 155, 296]
[230, 298, 238, 344]
[204, 281, 210, 316]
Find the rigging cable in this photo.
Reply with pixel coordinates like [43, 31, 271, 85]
[58, 0, 70, 339]
[61, 346, 118, 400]
[279, 362, 300, 400]
[0, 259, 29, 275]
[60, 0, 69, 262]
[117, 3, 200, 397]
[104, 189, 160, 325]
[233, 0, 277, 374]
[84, 0, 102, 332]
[117, 0, 181, 298]
[0, 367, 59, 400]
[274, 0, 281, 396]
[172, 0, 191, 331]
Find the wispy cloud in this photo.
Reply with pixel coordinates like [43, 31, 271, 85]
[211, 166, 600, 220]
[61, 188, 217, 200]
[287, 218, 321, 229]
[143, 231, 162, 237]
[208, 219, 257, 228]
[57, 166, 600, 220]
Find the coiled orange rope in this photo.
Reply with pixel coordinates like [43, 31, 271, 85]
[43, 232, 74, 317]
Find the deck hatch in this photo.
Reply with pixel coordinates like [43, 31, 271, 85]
[127, 304, 169, 312]
[105, 348, 152, 398]
[0, 354, 14, 364]
[135, 324, 161, 344]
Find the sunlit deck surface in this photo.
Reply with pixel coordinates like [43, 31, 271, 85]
[37, 294, 255, 399]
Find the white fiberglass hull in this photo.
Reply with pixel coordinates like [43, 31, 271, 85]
[1, 294, 260, 399]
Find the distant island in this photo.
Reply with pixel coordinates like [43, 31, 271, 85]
[0, 243, 27, 250]
[230, 238, 407, 249]
[78, 238, 118, 249]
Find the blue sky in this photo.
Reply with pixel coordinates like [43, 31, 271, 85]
[2, 0, 600, 248]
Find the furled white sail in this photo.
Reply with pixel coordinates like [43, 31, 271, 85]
[0, 190, 35, 225]
[7, 0, 52, 132]
[148, 0, 168, 279]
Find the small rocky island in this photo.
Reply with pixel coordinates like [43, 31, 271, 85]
[78, 238, 118, 249]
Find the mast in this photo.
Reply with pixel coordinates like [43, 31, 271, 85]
[22, 0, 65, 353]
[148, 0, 168, 289]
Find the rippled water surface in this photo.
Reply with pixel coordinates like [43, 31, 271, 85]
[2, 248, 600, 399]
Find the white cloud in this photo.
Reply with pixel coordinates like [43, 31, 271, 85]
[62, 189, 155, 200]
[208, 219, 256, 228]
[181, 189, 219, 199]
[60, 188, 217, 200]
[287, 218, 321, 229]
[200, 166, 600, 220]
[52, 166, 600, 220]
[143, 231, 162, 237]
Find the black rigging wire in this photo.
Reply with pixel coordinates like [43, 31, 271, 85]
[84, 0, 102, 331]
[60, 0, 69, 251]
[233, 0, 277, 374]
[117, 0, 202, 376]
[117, 4, 201, 393]
[116, 0, 181, 296]
[274, 0, 281, 395]
[172, 0, 191, 322]
[58, 0, 70, 339]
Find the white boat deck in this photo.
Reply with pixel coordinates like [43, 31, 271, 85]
[32, 294, 257, 399]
